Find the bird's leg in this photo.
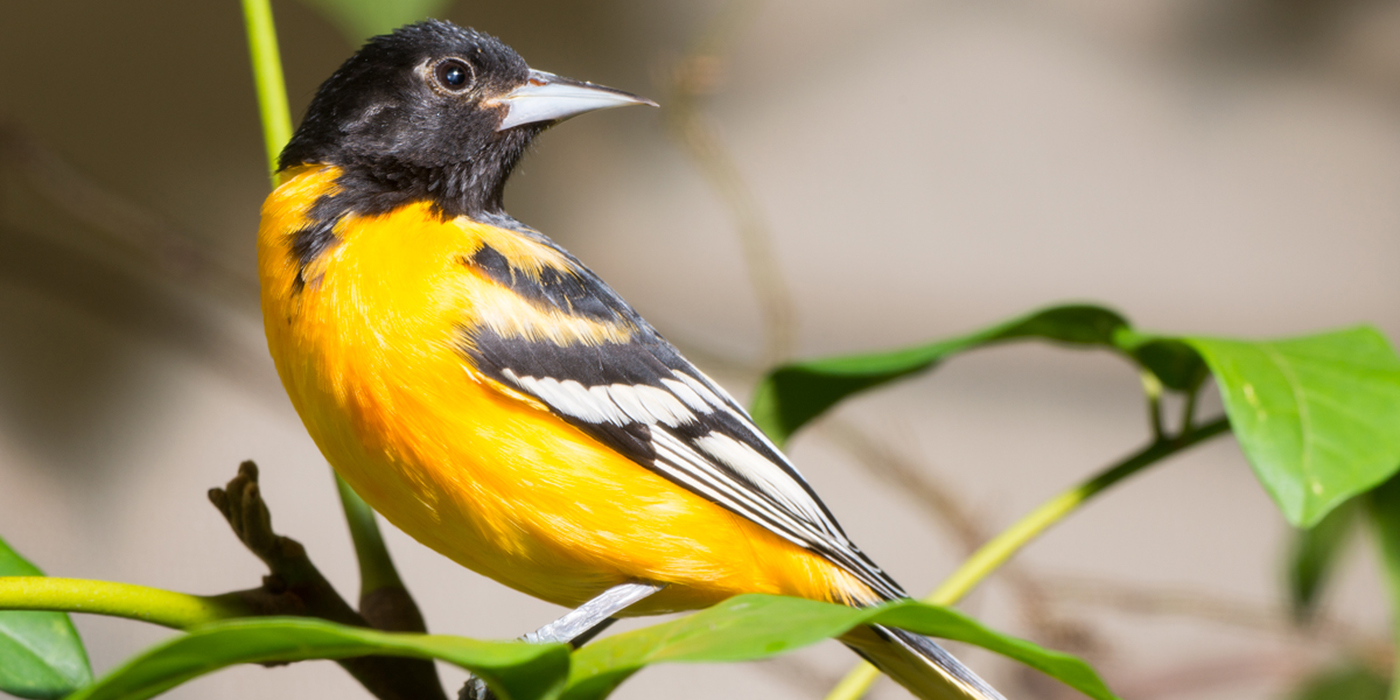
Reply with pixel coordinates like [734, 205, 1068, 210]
[460, 582, 665, 700]
[521, 581, 665, 646]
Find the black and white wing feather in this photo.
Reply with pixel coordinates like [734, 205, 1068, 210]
[460, 236, 903, 601]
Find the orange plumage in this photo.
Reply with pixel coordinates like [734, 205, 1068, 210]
[259, 165, 872, 615]
[257, 21, 1003, 699]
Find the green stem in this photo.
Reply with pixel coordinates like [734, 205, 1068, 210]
[240, 0, 409, 614]
[1140, 371, 1165, 441]
[335, 474, 406, 595]
[241, 0, 292, 184]
[1180, 380, 1203, 437]
[0, 577, 247, 630]
[824, 416, 1232, 700]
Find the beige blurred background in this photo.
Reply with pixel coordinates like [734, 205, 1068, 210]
[2, 0, 1399, 698]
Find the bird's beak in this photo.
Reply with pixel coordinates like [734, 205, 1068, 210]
[496, 69, 657, 131]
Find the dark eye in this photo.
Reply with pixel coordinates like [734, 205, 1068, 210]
[433, 58, 472, 91]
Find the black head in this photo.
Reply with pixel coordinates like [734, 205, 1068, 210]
[279, 20, 652, 220]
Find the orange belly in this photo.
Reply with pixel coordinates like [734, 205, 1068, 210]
[257, 167, 867, 614]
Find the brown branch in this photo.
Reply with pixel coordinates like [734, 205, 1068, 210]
[209, 461, 446, 700]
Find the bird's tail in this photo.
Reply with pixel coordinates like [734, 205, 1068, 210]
[840, 624, 1006, 700]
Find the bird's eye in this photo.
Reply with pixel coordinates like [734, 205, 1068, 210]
[432, 58, 473, 92]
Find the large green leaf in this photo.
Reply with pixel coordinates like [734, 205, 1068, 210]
[296, 0, 456, 43]
[564, 593, 1117, 700]
[750, 305, 1135, 445]
[1287, 497, 1360, 620]
[64, 617, 567, 700]
[1190, 328, 1400, 527]
[0, 537, 91, 699]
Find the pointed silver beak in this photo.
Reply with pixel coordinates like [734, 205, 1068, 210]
[496, 69, 657, 131]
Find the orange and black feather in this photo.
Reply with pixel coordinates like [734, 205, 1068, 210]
[258, 20, 1002, 700]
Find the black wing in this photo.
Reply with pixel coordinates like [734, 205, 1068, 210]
[459, 235, 903, 601]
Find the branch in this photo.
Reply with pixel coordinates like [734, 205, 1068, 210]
[209, 461, 447, 700]
[335, 474, 431, 636]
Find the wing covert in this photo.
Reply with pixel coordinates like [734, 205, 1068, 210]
[456, 235, 902, 600]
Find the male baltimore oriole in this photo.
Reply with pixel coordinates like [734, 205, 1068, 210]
[258, 20, 1003, 700]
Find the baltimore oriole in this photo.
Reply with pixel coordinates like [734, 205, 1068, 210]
[258, 20, 1002, 700]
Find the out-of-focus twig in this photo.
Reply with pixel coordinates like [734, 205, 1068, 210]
[821, 419, 1098, 656]
[0, 124, 257, 304]
[1109, 650, 1315, 700]
[658, 0, 797, 368]
[1043, 574, 1390, 659]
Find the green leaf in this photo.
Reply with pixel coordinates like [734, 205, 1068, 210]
[296, 0, 456, 43]
[751, 305, 1400, 536]
[1289, 664, 1390, 700]
[65, 617, 568, 700]
[751, 304, 1133, 445]
[564, 594, 1118, 700]
[1113, 332, 1210, 392]
[1287, 497, 1360, 621]
[0, 536, 91, 699]
[1189, 328, 1400, 527]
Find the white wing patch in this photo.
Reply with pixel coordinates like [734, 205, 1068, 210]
[693, 431, 831, 528]
[607, 384, 694, 427]
[503, 369, 697, 428]
[673, 371, 728, 409]
[506, 370, 630, 425]
[499, 362, 897, 598]
[659, 378, 712, 413]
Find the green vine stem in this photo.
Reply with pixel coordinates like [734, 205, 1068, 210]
[240, 0, 408, 604]
[0, 577, 247, 630]
[825, 415, 1232, 700]
[241, 0, 292, 185]
[335, 474, 407, 596]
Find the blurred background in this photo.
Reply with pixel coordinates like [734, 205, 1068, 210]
[2, 0, 1399, 698]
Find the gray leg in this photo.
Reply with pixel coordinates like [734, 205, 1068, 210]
[522, 582, 664, 645]
[460, 582, 665, 700]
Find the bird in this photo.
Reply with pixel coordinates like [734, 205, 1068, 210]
[258, 19, 1003, 700]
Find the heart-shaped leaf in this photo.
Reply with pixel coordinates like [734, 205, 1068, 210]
[1189, 328, 1400, 527]
[64, 617, 568, 700]
[0, 536, 91, 699]
[564, 593, 1117, 700]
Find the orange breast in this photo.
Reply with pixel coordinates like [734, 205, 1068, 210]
[257, 166, 869, 613]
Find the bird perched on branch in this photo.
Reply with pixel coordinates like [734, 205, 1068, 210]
[259, 19, 1002, 700]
